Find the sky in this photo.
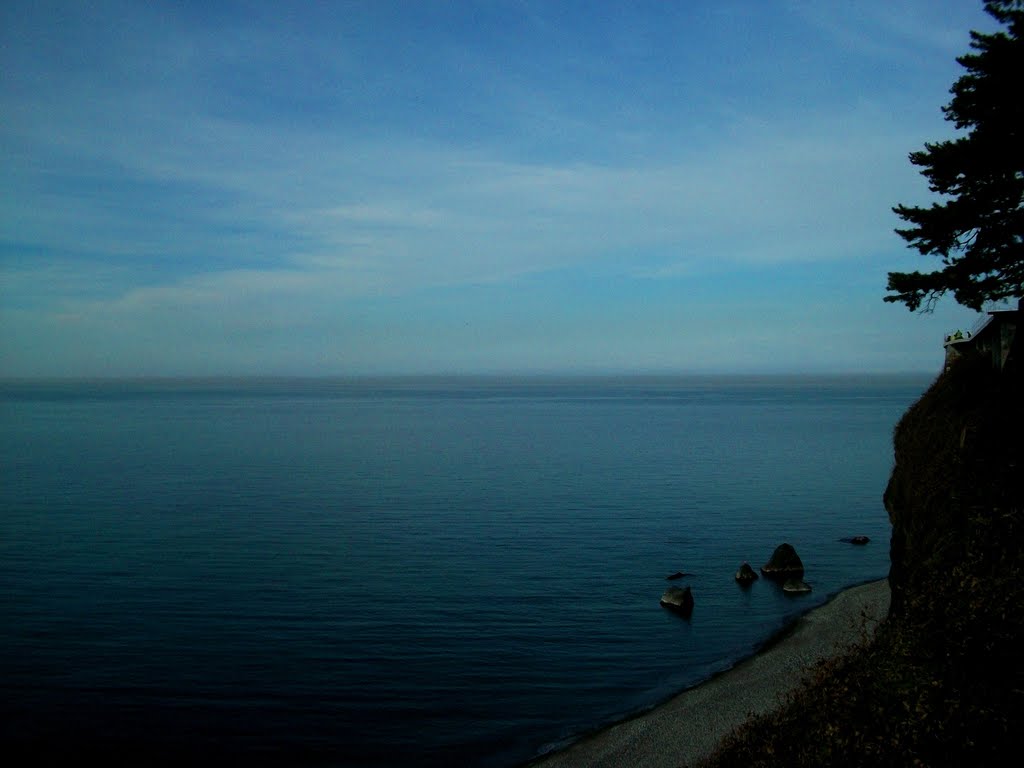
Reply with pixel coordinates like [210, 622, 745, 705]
[0, 0, 1004, 377]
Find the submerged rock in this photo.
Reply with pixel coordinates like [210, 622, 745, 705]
[841, 535, 871, 545]
[782, 578, 812, 594]
[761, 543, 805, 579]
[665, 571, 690, 580]
[734, 562, 759, 584]
[660, 586, 694, 616]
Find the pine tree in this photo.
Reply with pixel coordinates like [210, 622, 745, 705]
[886, 0, 1023, 312]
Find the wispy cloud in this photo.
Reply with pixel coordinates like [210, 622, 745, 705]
[1, 118, 869, 274]
[790, 0, 993, 61]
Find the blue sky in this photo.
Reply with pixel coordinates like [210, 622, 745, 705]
[0, 0, 1001, 377]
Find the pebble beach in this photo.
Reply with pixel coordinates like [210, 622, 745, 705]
[527, 579, 891, 768]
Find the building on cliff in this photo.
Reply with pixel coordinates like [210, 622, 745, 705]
[943, 300, 1020, 373]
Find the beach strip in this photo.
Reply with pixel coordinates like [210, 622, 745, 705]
[526, 578, 891, 768]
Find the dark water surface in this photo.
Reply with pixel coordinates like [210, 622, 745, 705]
[0, 375, 930, 766]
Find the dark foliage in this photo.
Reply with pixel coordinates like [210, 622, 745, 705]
[886, 1, 1024, 312]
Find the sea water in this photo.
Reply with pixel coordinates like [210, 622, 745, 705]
[0, 375, 930, 766]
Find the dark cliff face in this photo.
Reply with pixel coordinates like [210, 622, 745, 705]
[884, 349, 1022, 624]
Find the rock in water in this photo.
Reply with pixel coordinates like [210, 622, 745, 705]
[665, 571, 689, 580]
[660, 586, 694, 616]
[760, 542, 805, 579]
[734, 562, 759, 583]
[782, 578, 812, 594]
[840, 535, 870, 545]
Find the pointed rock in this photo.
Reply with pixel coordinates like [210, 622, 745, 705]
[734, 562, 759, 584]
[760, 542, 805, 580]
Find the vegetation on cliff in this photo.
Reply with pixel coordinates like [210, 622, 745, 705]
[704, 351, 1022, 767]
[886, 0, 1023, 312]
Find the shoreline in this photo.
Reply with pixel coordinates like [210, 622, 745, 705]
[524, 578, 891, 768]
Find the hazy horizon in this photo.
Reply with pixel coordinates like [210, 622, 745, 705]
[0, 370, 937, 385]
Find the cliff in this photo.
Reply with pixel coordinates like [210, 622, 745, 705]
[885, 351, 1022, 621]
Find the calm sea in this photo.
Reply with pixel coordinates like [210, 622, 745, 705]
[0, 374, 930, 766]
